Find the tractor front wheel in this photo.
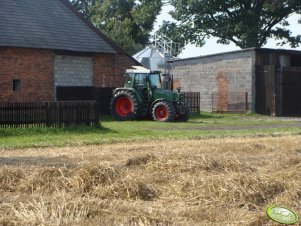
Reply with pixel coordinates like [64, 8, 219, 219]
[176, 102, 191, 122]
[110, 91, 139, 121]
[152, 101, 175, 122]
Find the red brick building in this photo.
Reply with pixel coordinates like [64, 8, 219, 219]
[0, 0, 138, 102]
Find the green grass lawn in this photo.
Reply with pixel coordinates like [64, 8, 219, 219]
[0, 113, 300, 149]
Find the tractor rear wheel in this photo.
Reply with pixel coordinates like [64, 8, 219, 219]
[152, 101, 175, 122]
[110, 90, 139, 121]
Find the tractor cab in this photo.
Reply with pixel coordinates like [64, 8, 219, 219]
[124, 67, 167, 101]
[124, 67, 162, 89]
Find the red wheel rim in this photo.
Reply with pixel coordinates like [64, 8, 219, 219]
[115, 97, 132, 116]
[155, 106, 168, 120]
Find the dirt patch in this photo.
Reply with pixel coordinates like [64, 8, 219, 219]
[0, 156, 77, 168]
[153, 121, 301, 131]
[126, 154, 155, 167]
[192, 122, 301, 131]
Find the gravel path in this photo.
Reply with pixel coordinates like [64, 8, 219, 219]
[190, 121, 301, 131]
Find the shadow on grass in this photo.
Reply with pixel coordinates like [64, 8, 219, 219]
[100, 113, 226, 123]
[0, 123, 116, 137]
[100, 114, 154, 122]
[0, 156, 77, 168]
[100, 114, 118, 122]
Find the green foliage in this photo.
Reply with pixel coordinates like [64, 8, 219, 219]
[69, 0, 96, 17]
[103, 21, 143, 55]
[160, 0, 301, 48]
[70, 0, 163, 55]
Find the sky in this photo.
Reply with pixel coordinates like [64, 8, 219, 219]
[154, 5, 301, 59]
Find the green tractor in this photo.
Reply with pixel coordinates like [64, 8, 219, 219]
[110, 66, 190, 122]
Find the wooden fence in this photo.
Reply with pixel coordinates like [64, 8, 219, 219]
[184, 92, 200, 113]
[0, 101, 99, 128]
[212, 92, 248, 113]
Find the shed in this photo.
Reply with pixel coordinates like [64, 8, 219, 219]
[0, 0, 138, 102]
[169, 48, 301, 116]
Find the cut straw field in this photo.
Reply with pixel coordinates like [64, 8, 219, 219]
[0, 135, 300, 225]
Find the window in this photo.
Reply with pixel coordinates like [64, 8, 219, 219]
[125, 73, 134, 85]
[134, 73, 148, 85]
[149, 73, 162, 89]
[13, 79, 21, 92]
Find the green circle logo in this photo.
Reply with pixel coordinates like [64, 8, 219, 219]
[267, 206, 299, 225]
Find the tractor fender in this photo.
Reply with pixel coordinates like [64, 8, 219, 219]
[112, 88, 143, 104]
[113, 87, 135, 95]
[150, 98, 168, 112]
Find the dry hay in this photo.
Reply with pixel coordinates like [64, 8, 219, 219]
[0, 135, 300, 225]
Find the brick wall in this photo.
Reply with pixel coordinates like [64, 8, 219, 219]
[113, 53, 138, 87]
[171, 50, 256, 111]
[0, 47, 138, 102]
[93, 53, 114, 87]
[93, 53, 139, 88]
[0, 47, 54, 101]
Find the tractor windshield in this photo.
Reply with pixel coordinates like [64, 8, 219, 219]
[149, 73, 162, 89]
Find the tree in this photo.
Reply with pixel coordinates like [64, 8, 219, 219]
[160, 0, 301, 49]
[69, 0, 96, 18]
[70, 0, 163, 55]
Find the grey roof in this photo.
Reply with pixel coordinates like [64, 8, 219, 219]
[0, 0, 116, 53]
[170, 47, 301, 63]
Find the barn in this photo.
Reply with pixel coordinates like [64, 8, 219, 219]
[170, 48, 301, 116]
[0, 0, 138, 103]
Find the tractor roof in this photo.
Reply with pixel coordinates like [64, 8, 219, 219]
[126, 66, 160, 74]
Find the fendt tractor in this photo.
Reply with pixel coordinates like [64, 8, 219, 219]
[110, 66, 190, 122]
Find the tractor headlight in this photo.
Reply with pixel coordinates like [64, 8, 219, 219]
[178, 93, 185, 102]
[173, 93, 184, 102]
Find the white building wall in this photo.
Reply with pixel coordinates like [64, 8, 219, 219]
[54, 55, 93, 87]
